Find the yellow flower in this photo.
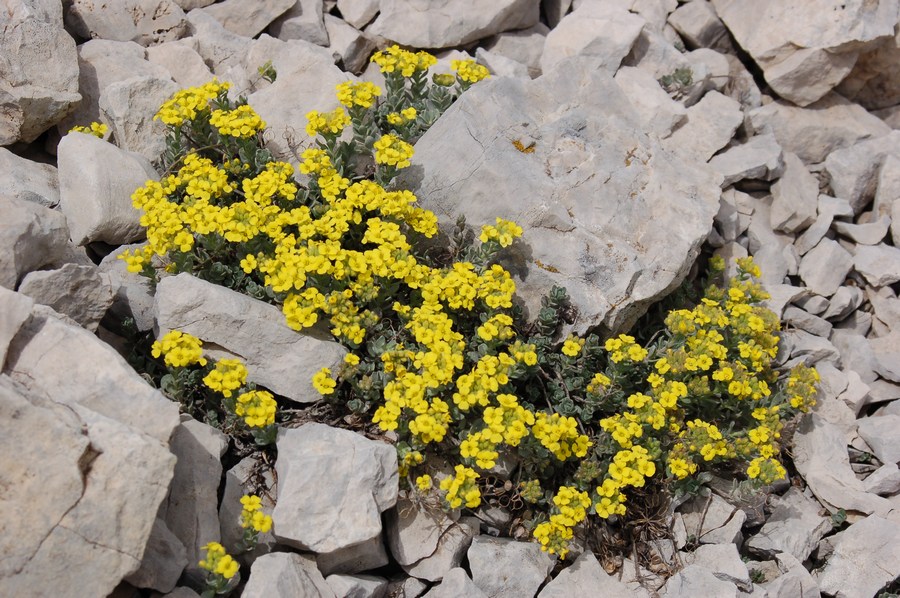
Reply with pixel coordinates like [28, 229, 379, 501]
[416, 474, 432, 491]
[373, 134, 414, 169]
[151, 330, 207, 368]
[203, 359, 248, 398]
[312, 367, 337, 395]
[561, 336, 583, 357]
[69, 121, 108, 138]
[336, 81, 381, 109]
[451, 59, 490, 84]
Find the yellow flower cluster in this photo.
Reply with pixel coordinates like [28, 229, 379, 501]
[477, 313, 515, 342]
[532, 412, 592, 461]
[373, 133, 414, 168]
[460, 429, 500, 469]
[69, 121, 108, 138]
[533, 486, 591, 559]
[561, 335, 584, 357]
[240, 494, 273, 534]
[483, 393, 535, 446]
[387, 107, 417, 125]
[604, 334, 648, 363]
[312, 367, 337, 395]
[416, 474, 433, 491]
[786, 363, 819, 412]
[155, 79, 229, 126]
[199, 541, 239, 579]
[479, 217, 524, 248]
[451, 59, 490, 84]
[371, 45, 437, 77]
[235, 390, 276, 428]
[439, 464, 481, 509]
[151, 330, 207, 368]
[210, 105, 265, 138]
[203, 359, 248, 398]
[305, 107, 350, 138]
[336, 81, 381, 109]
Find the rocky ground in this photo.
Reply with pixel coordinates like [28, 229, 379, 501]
[2, 0, 900, 597]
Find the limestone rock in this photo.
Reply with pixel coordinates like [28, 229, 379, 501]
[711, 0, 898, 106]
[0, 196, 69, 290]
[57, 127, 157, 246]
[857, 414, 900, 464]
[475, 48, 531, 79]
[201, 0, 295, 38]
[8, 299, 178, 441]
[273, 424, 397, 553]
[798, 239, 853, 297]
[825, 131, 900, 215]
[64, 0, 188, 46]
[870, 331, 900, 382]
[324, 14, 375, 74]
[100, 76, 180, 161]
[817, 515, 900, 598]
[836, 26, 900, 110]
[467, 536, 554, 598]
[863, 463, 900, 495]
[747, 93, 891, 164]
[484, 23, 549, 79]
[242, 552, 335, 598]
[0, 287, 33, 370]
[269, 0, 329, 46]
[831, 328, 878, 382]
[124, 517, 188, 593]
[794, 195, 853, 255]
[0, 148, 59, 208]
[833, 214, 891, 245]
[18, 263, 115, 332]
[185, 10, 253, 76]
[318, 534, 389, 576]
[336, 0, 379, 29]
[770, 152, 818, 233]
[366, 0, 540, 49]
[159, 417, 227, 576]
[707, 133, 784, 187]
[853, 244, 900, 287]
[325, 574, 388, 598]
[146, 40, 215, 88]
[538, 551, 647, 597]
[680, 493, 746, 546]
[667, 0, 730, 51]
[745, 488, 832, 561]
[661, 564, 738, 598]
[387, 496, 460, 567]
[422, 567, 487, 598]
[403, 517, 479, 582]
[541, 5, 646, 74]
[760, 553, 820, 598]
[0, 1, 80, 144]
[155, 273, 347, 403]
[681, 544, 751, 591]
[614, 66, 687, 139]
[663, 91, 743, 162]
[99, 244, 156, 332]
[401, 59, 721, 335]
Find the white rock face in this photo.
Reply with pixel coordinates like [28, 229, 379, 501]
[770, 152, 818, 233]
[664, 91, 744, 161]
[484, 23, 549, 78]
[836, 26, 900, 110]
[324, 14, 376, 74]
[154, 273, 347, 403]
[272, 424, 398, 553]
[185, 10, 254, 76]
[64, 0, 189, 46]
[18, 263, 116, 332]
[0, 148, 59, 209]
[99, 76, 180, 161]
[125, 517, 188, 593]
[467, 536, 554, 598]
[57, 132, 157, 246]
[745, 488, 833, 561]
[667, 0, 729, 50]
[269, 0, 329, 45]
[422, 567, 487, 598]
[711, 0, 899, 106]
[146, 40, 215, 88]
[613, 66, 687, 138]
[826, 130, 900, 215]
[0, 1, 81, 144]
[367, 0, 540, 49]
[201, 0, 296, 38]
[817, 515, 900, 598]
[336, 0, 379, 29]
[0, 375, 176, 598]
[707, 133, 784, 187]
[242, 552, 335, 598]
[537, 551, 644, 597]
[402, 59, 721, 334]
[0, 196, 69, 290]
[541, 5, 646, 74]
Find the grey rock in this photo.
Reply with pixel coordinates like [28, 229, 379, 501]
[385, 577, 428, 598]
[185, 10, 253, 76]
[18, 263, 115, 332]
[484, 24, 549, 79]
[5, 304, 180, 443]
[99, 244, 156, 332]
[679, 493, 745, 546]
[760, 552, 819, 598]
[325, 574, 388, 598]
[747, 93, 891, 164]
[273, 424, 397, 553]
[543, 0, 573, 28]
[367, 0, 540, 49]
[826, 130, 900, 215]
[663, 91, 743, 162]
[817, 515, 900, 598]
[242, 552, 335, 598]
[858, 414, 900, 465]
[794, 293, 830, 315]
[661, 564, 738, 598]
[403, 517, 479, 582]
[838, 370, 872, 415]
[792, 414, 892, 515]
[681, 543, 751, 591]
[833, 214, 891, 245]
[831, 329, 877, 383]
[475, 48, 530, 79]
[770, 152, 818, 233]
[867, 286, 900, 332]
[336, 0, 379, 29]
[714, 189, 752, 243]
[783, 306, 832, 338]
[0, 1, 80, 144]
[624, 27, 708, 106]
[318, 534, 389, 576]
[402, 59, 721, 335]
[686, 48, 731, 95]
[722, 53, 762, 109]
[761, 284, 809, 320]
[798, 239, 853, 297]
[541, 5, 646, 74]
[782, 329, 840, 366]
[870, 332, 900, 382]
[174, 0, 215, 7]
[467, 536, 554, 598]
[0, 195, 69, 290]
[422, 567, 487, 598]
[835, 308, 872, 334]
[708, 133, 784, 187]
[0, 287, 33, 370]
[64, 0, 188, 45]
[57, 132, 157, 246]
[874, 154, 900, 221]
[269, 0, 329, 46]
[864, 463, 900, 496]
[155, 274, 347, 403]
[614, 66, 687, 139]
[710, 0, 897, 106]
[387, 495, 459, 567]
[667, 0, 729, 50]
[159, 418, 227, 574]
[323, 14, 375, 75]
[836, 26, 900, 110]
[746, 488, 832, 561]
[538, 550, 644, 598]
[820, 286, 865, 322]
[201, 0, 295, 38]
[793, 195, 850, 256]
[853, 244, 900, 287]
[124, 517, 187, 593]
[0, 148, 59, 208]
[0, 384, 175, 598]
[146, 40, 215, 88]
[99, 76, 179, 161]
[869, 380, 900, 406]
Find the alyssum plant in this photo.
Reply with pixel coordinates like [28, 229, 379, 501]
[124, 46, 818, 562]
